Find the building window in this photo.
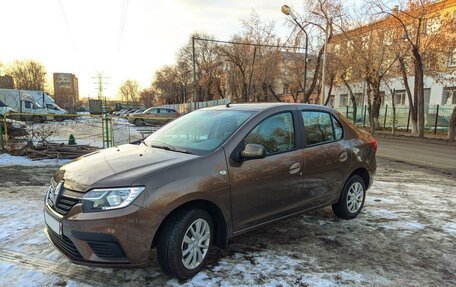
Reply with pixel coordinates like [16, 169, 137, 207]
[442, 87, 456, 105]
[423, 17, 441, 35]
[283, 83, 289, 94]
[449, 48, 456, 67]
[340, 94, 348, 107]
[394, 90, 407, 105]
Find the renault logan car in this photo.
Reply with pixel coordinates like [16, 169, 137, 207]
[44, 103, 376, 279]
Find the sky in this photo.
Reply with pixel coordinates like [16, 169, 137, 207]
[0, 0, 358, 100]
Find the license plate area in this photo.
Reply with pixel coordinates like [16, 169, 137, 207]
[45, 211, 62, 235]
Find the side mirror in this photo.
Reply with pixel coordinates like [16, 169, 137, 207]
[241, 144, 266, 160]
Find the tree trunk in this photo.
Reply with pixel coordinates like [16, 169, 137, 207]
[304, 47, 324, 103]
[412, 48, 425, 138]
[369, 80, 382, 130]
[324, 74, 335, 107]
[448, 107, 456, 142]
[391, 89, 396, 136]
[399, 57, 418, 134]
[366, 83, 375, 134]
[342, 74, 357, 124]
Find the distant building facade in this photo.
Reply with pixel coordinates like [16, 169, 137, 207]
[53, 73, 79, 111]
[0, 75, 14, 89]
[328, 0, 456, 110]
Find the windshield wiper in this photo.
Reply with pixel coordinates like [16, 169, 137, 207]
[150, 143, 194, 155]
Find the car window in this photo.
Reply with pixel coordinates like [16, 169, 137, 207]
[145, 110, 253, 155]
[301, 111, 334, 145]
[148, 108, 158, 114]
[244, 112, 295, 155]
[24, 101, 32, 109]
[333, 116, 343, 140]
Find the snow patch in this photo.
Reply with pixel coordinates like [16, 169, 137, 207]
[0, 154, 70, 167]
[442, 222, 456, 236]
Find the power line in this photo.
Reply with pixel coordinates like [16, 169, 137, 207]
[118, 0, 130, 51]
[192, 37, 305, 50]
[58, 0, 77, 52]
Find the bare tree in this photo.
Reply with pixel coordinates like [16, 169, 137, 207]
[370, 0, 456, 137]
[6, 60, 47, 91]
[119, 79, 140, 104]
[139, 87, 158, 107]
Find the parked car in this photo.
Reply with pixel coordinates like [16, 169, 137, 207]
[44, 103, 376, 279]
[128, 107, 180, 126]
[126, 108, 144, 116]
[119, 108, 136, 116]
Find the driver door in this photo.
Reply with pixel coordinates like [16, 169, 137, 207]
[228, 112, 304, 232]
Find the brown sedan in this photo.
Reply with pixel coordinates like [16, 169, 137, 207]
[44, 103, 377, 279]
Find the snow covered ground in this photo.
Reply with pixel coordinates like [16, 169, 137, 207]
[0, 154, 70, 167]
[0, 158, 454, 286]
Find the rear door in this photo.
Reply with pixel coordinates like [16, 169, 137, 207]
[300, 110, 351, 206]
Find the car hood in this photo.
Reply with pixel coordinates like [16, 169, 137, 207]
[57, 143, 198, 192]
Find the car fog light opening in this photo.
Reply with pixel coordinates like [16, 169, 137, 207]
[82, 187, 145, 212]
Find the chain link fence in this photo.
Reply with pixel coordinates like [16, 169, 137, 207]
[160, 98, 231, 114]
[0, 113, 163, 153]
[334, 104, 454, 134]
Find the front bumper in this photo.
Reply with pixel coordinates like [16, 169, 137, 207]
[44, 202, 164, 267]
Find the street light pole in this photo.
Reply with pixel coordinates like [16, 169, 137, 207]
[281, 5, 308, 102]
[192, 36, 197, 108]
[320, 18, 330, 105]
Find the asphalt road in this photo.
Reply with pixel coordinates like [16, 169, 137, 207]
[376, 137, 456, 174]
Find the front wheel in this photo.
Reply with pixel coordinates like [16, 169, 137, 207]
[332, 175, 366, 219]
[157, 209, 213, 279]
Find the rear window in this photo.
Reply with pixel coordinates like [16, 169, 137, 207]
[301, 111, 343, 146]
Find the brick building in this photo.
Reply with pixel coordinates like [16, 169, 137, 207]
[53, 73, 79, 111]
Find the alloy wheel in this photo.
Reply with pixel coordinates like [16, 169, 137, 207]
[181, 218, 211, 269]
[346, 182, 364, 213]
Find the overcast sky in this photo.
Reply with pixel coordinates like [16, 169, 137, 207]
[0, 0, 359, 100]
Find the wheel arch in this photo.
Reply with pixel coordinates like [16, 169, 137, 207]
[348, 167, 370, 188]
[151, 199, 229, 250]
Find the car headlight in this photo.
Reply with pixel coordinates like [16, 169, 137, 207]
[82, 187, 145, 212]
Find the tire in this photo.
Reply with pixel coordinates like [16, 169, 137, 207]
[157, 209, 213, 280]
[332, 175, 366, 220]
[134, 118, 144, 126]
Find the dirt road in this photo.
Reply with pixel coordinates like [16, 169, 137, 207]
[0, 158, 455, 286]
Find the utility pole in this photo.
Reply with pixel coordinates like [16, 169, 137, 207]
[92, 72, 111, 148]
[320, 18, 331, 105]
[192, 36, 198, 110]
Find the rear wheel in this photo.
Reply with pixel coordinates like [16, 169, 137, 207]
[134, 118, 144, 126]
[332, 175, 366, 219]
[157, 209, 213, 279]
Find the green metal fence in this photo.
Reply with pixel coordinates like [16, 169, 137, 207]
[334, 104, 454, 133]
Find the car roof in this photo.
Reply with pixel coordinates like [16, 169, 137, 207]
[200, 103, 334, 112]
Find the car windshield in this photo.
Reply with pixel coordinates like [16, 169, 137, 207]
[144, 110, 254, 155]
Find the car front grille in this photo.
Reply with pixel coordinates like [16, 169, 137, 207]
[47, 195, 80, 215]
[48, 228, 83, 259]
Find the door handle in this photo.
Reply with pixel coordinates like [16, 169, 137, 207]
[289, 162, 301, 174]
[339, 151, 348, 162]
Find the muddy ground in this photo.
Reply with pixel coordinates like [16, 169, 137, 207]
[0, 158, 455, 286]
